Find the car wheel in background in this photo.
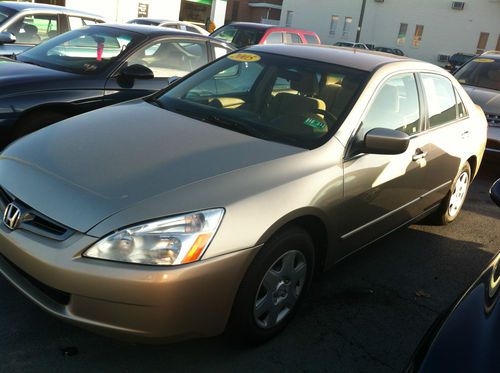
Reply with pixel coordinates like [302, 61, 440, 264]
[226, 226, 315, 344]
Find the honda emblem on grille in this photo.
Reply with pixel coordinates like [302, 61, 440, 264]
[3, 203, 22, 230]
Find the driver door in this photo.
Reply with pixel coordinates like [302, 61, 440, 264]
[104, 38, 210, 104]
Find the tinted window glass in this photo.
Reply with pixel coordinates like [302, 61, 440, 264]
[127, 40, 209, 78]
[304, 34, 318, 44]
[361, 73, 421, 136]
[7, 13, 58, 43]
[155, 52, 369, 149]
[211, 25, 265, 48]
[265, 32, 283, 44]
[421, 74, 458, 127]
[18, 27, 145, 74]
[455, 58, 500, 91]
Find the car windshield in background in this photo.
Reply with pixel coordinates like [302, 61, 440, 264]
[154, 51, 368, 149]
[0, 6, 16, 27]
[455, 58, 500, 91]
[211, 26, 265, 48]
[17, 26, 146, 74]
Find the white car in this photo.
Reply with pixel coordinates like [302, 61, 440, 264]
[334, 41, 369, 50]
[127, 18, 209, 36]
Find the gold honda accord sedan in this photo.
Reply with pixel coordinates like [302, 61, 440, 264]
[0, 45, 487, 343]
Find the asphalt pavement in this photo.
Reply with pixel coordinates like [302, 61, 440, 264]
[1, 161, 499, 373]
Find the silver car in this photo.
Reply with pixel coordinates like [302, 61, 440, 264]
[0, 45, 487, 343]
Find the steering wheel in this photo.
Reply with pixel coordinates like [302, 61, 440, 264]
[312, 108, 337, 123]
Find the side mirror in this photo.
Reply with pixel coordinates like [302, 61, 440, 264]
[490, 179, 500, 207]
[121, 64, 154, 80]
[167, 76, 181, 85]
[0, 32, 16, 45]
[363, 128, 410, 155]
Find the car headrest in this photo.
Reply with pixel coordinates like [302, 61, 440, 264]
[290, 72, 319, 96]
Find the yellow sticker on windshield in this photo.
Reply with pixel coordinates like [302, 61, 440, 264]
[473, 58, 494, 63]
[227, 53, 261, 62]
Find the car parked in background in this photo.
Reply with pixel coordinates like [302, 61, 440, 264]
[210, 22, 320, 48]
[0, 23, 233, 149]
[0, 45, 486, 343]
[0, 1, 104, 56]
[374, 46, 405, 56]
[408, 178, 500, 372]
[444, 52, 477, 72]
[454, 51, 500, 160]
[334, 41, 369, 50]
[127, 18, 209, 36]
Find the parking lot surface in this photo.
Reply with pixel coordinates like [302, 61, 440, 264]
[1, 161, 498, 373]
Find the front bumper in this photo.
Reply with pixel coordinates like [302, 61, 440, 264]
[0, 226, 259, 342]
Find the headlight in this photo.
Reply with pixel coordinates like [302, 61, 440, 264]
[83, 209, 224, 266]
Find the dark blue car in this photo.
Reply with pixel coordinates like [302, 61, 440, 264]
[0, 23, 233, 149]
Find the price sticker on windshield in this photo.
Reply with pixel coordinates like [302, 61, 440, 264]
[227, 53, 261, 62]
[473, 58, 494, 63]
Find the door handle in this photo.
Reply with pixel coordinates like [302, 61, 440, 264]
[412, 150, 428, 161]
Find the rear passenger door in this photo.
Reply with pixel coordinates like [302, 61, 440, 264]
[416, 73, 469, 208]
[104, 38, 210, 104]
[340, 73, 434, 254]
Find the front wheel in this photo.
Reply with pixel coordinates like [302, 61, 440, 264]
[226, 226, 314, 344]
[435, 162, 471, 225]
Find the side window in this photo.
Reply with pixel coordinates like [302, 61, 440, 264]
[214, 45, 231, 59]
[126, 40, 209, 79]
[68, 16, 85, 30]
[360, 73, 421, 137]
[421, 74, 458, 128]
[455, 89, 468, 119]
[285, 32, 302, 44]
[265, 32, 283, 44]
[304, 34, 318, 44]
[8, 13, 59, 43]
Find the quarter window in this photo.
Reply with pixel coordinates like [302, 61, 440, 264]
[421, 74, 458, 128]
[360, 73, 421, 136]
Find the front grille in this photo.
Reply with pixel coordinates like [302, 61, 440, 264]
[1, 254, 70, 305]
[486, 113, 500, 127]
[0, 186, 74, 241]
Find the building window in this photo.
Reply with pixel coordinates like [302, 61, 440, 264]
[476, 32, 490, 53]
[285, 11, 294, 27]
[396, 23, 408, 45]
[342, 16, 352, 38]
[496, 35, 500, 52]
[329, 15, 339, 36]
[412, 25, 424, 48]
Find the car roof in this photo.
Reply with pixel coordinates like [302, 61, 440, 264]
[0, 1, 102, 19]
[246, 44, 415, 72]
[95, 23, 222, 40]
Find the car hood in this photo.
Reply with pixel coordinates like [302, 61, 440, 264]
[462, 85, 500, 114]
[0, 57, 77, 94]
[0, 100, 303, 233]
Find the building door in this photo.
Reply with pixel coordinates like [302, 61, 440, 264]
[476, 32, 490, 54]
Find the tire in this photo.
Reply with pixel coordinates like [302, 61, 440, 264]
[226, 226, 315, 344]
[434, 162, 471, 225]
[12, 111, 67, 142]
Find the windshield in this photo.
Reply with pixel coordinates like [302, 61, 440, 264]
[17, 26, 146, 75]
[0, 6, 16, 28]
[211, 26, 265, 48]
[153, 51, 368, 149]
[455, 58, 500, 91]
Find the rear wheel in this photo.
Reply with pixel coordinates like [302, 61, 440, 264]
[226, 226, 314, 344]
[12, 111, 67, 142]
[434, 162, 471, 225]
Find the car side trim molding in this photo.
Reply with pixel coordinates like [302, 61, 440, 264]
[341, 180, 452, 239]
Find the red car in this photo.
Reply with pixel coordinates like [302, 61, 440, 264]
[211, 22, 321, 48]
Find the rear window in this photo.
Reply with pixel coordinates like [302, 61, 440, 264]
[211, 25, 265, 48]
